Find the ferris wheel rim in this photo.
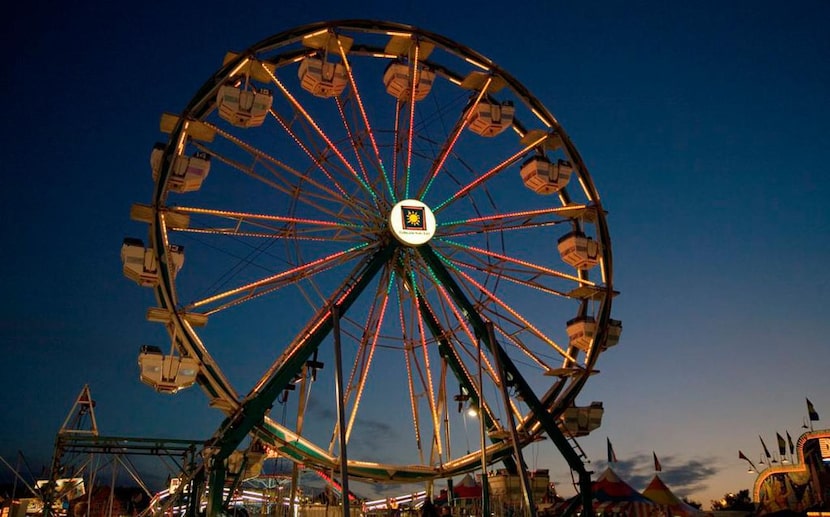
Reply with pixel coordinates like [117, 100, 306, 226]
[138, 19, 617, 483]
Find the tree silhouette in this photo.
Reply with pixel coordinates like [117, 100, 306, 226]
[681, 497, 702, 510]
[711, 489, 754, 512]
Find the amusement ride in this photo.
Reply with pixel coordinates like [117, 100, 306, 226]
[119, 20, 621, 517]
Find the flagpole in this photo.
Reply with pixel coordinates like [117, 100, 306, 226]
[476, 333, 489, 517]
[11, 451, 20, 504]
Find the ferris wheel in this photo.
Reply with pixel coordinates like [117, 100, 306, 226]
[122, 20, 620, 484]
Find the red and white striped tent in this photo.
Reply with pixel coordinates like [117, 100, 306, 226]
[548, 497, 655, 516]
[592, 468, 656, 517]
[642, 476, 703, 517]
[548, 468, 657, 516]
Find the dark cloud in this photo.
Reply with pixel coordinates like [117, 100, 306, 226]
[303, 398, 402, 461]
[593, 453, 719, 497]
[306, 400, 336, 421]
[349, 418, 403, 459]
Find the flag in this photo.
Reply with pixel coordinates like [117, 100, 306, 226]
[653, 451, 662, 472]
[776, 433, 786, 456]
[807, 398, 820, 421]
[607, 437, 617, 463]
[760, 435, 772, 459]
[739, 450, 757, 472]
[786, 431, 795, 455]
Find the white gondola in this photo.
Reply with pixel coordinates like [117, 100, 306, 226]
[227, 450, 266, 479]
[150, 143, 211, 193]
[468, 100, 514, 137]
[604, 319, 623, 349]
[298, 57, 348, 98]
[519, 156, 572, 195]
[121, 238, 158, 287]
[566, 316, 596, 352]
[166, 244, 185, 273]
[138, 345, 200, 394]
[557, 230, 601, 270]
[121, 238, 184, 287]
[567, 316, 621, 352]
[216, 84, 272, 128]
[383, 62, 435, 101]
[560, 401, 603, 437]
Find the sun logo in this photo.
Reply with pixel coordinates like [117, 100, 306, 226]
[401, 206, 426, 230]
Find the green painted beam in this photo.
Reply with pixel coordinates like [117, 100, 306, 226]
[416, 245, 591, 499]
[214, 243, 397, 460]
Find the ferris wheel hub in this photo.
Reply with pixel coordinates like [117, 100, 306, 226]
[388, 199, 436, 247]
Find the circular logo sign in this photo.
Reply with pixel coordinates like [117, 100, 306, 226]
[389, 199, 436, 246]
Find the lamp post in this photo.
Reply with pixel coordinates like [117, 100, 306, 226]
[476, 337, 489, 517]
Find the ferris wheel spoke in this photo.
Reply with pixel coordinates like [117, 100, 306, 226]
[334, 96, 373, 190]
[281, 119, 389, 218]
[451, 258, 575, 300]
[418, 76, 494, 200]
[437, 206, 575, 236]
[335, 35, 396, 202]
[329, 268, 394, 451]
[170, 225, 359, 243]
[392, 99, 403, 197]
[395, 272, 442, 461]
[194, 256, 364, 317]
[247, 241, 397, 398]
[195, 124, 375, 219]
[438, 220, 566, 239]
[167, 205, 366, 242]
[417, 261, 503, 426]
[256, 159, 377, 226]
[435, 238, 591, 287]
[487, 318, 561, 372]
[398, 270, 443, 457]
[435, 251, 574, 361]
[261, 65, 381, 205]
[411, 283, 496, 430]
[269, 109, 371, 203]
[397, 285, 427, 461]
[403, 41, 421, 199]
[340, 268, 396, 448]
[414, 261, 535, 450]
[185, 242, 374, 314]
[402, 337, 427, 463]
[433, 132, 549, 213]
[327, 275, 387, 454]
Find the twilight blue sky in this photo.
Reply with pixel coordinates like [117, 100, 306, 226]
[1, 0, 828, 508]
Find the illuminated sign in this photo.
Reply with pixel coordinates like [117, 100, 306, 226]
[389, 199, 435, 246]
[820, 437, 830, 461]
